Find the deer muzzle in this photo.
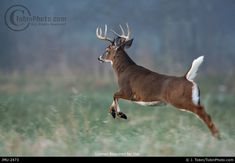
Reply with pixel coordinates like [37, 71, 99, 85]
[98, 56, 104, 63]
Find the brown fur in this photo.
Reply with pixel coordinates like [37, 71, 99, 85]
[98, 32, 220, 138]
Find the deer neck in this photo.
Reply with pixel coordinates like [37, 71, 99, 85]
[112, 50, 136, 76]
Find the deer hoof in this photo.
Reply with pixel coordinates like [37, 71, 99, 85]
[110, 108, 116, 119]
[213, 131, 221, 140]
[117, 112, 127, 119]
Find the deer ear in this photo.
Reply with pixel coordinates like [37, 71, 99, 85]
[123, 39, 133, 49]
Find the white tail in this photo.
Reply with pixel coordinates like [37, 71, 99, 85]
[186, 56, 204, 81]
[97, 25, 220, 138]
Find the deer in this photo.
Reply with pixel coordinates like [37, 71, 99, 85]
[96, 24, 220, 138]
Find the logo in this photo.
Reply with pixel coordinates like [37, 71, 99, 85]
[4, 5, 31, 31]
[4, 5, 66, 31]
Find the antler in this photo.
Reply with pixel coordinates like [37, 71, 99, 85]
[96, 24, 113, 43]
[111, 23, 130, 41]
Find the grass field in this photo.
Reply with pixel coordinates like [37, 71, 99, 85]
[0, 73, 234, 156]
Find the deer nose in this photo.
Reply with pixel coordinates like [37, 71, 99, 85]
[98, 56, 104, 63]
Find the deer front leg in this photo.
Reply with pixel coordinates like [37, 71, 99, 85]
[109, 100, 117, 119]
[108, 91, 127, 119]
[116, 100, 127, 119]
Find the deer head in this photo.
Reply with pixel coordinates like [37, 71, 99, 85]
[96, 24, 133, 64]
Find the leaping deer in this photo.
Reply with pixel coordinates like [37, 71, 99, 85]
[96, 24, 220, 138]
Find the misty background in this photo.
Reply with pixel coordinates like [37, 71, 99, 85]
[1, 0, 235, 89]
[0, 0, 235, 156]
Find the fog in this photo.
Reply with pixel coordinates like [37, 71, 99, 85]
[1, 0, 235, 77]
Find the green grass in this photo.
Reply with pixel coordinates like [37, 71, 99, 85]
[0, 75, 234, 156]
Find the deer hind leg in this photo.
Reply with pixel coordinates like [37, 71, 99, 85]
[190, 83, 220, 138]
[193, 105, 220, 138]
[175, 102, 220, 138]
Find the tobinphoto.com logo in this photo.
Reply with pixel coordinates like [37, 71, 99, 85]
[4, 4, 66, 31]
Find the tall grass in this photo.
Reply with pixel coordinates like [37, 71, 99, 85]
[0, 74, 234, 156]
